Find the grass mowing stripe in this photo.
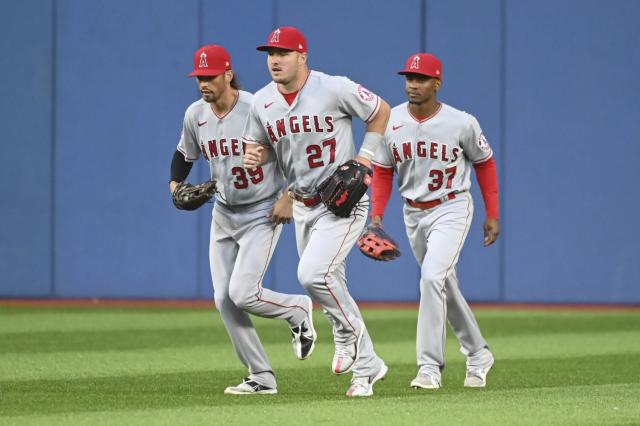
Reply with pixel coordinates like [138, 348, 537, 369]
[3, 308, 640, 335]
[4, 334, 638, 383]
[5, 384, 639, 426]
[482, 330, 640, 359]
[4, 309, 640, 354]
[0, 311, 221, 334]
[1, 353, 639, 417]
[0, 327, 225, 354]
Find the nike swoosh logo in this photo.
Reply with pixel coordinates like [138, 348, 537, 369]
[197, 121, 207, 127]
[392, 124, 404, 131]
[264, 102, 275, 109]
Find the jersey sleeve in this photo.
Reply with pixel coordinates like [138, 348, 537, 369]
[334, 76, 381, 123]
[372, 134, 394, 169]
[460, 115, 493, 164]
[176, 109, 200, 162]
[242, 101, 270, 146]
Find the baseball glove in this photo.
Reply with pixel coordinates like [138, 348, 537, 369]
[172, 180, 216, 211]
[316, 160, 372, 218]
[357, 224, 401, 261]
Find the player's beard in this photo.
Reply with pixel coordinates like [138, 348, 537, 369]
[201, 92, 215, 102]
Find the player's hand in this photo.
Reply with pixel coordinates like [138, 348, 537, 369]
[483, 218, 500, 246]
[169, 180, 180, 194]
[371, 215, 383, 227]
[268, 192, 293, 224]
[244, 145, 264, 169]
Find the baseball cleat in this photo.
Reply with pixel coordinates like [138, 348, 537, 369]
[291, 296, 317, 360]
[410, 374, 442, 389]
[346, 362, 388, 397]
[464, 352, 494, 388]
[224, 378, 277, 395]
[331, 320, 364, 375]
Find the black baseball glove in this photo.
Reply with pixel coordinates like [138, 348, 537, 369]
[172, 181, 216, 211]
[357, 224, 401, 261]
[316, 160, 372, 218]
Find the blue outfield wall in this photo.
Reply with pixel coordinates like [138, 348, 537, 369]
[0, 1, 54, 297]
[1, 0, 639, 303]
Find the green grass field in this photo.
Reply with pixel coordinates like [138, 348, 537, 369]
[1, 305, 639, 425]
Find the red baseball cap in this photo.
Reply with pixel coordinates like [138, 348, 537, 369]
[398, 53, 442, 79]
[188, 45, 232, 77]
[256, 26, 308, 53]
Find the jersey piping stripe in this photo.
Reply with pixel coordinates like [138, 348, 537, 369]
[254, 226, 309, 314]
[254, 225, 278, 301]
[473, 153, 493, 164]
[439, 284, 446, 371]
[442, 195, 473, 278]
[365, 96, 381, 123]
[321, 214, 360, 333]
[210, 91, 239, 120]
[177, 145, 198, 162]
[439, 195, 473, 362]
[407, 102, 442, 124]
[371, 159, 393, 169]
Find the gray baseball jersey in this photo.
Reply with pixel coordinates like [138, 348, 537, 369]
[242, 70, 385, 379]
[374, 101, 493, 381]
[242, 71, 380, 195]
[178, 90, 284, 205]
[177, 90, 312, 390]
[373, 102, 492, 201]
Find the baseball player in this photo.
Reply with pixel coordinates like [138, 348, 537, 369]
[242, 27, 390, 397]
[169, 44, 317, 395]
[370, 53, 500, 389]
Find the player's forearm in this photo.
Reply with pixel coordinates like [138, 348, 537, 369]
[170, 150, 194, 192]
[357, 100, 390, 163]
[370, 165, 394, 221]
[473, 156, 500, 220]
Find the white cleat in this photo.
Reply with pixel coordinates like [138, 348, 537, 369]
[346, 363, 388, 397]
[224, 378, 277, 395]
[464, 352, 495, 388]
[410, 374, 442, 389]
[332, 320, 364, 375]
[291, 296, 317, 360]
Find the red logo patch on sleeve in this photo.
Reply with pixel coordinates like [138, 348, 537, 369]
[357, 85, 375, 102]
[478, 133, 491, 152]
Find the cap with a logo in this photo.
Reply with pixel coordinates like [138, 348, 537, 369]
[188, 45, 232, 77]
[256, 26, 307, 53]
[398, 53, 442, 79]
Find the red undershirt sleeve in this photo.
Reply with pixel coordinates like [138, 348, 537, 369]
[473, 156, 500, 220]
[370, 165, 394, 220]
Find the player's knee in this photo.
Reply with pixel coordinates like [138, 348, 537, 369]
[420, 268, 445, 289]
[228, 285, 253, 311]
[213, 294, 232, 312]
[297, 263, 318, 291]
